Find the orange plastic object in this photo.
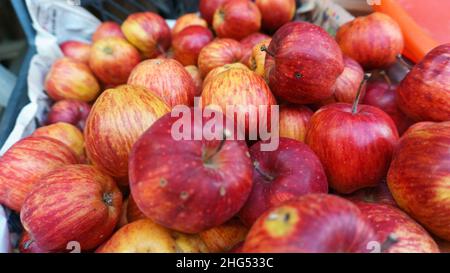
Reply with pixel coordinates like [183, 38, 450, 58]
[373, 0, 449, 63]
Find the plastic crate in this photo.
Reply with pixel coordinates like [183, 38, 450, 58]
[0, 0, 199, 147]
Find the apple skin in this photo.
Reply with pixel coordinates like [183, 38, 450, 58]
[92, 21, 125, 42]
[256, 0, 296, 33]
[127, 195, 147, 223]
[305, 103, 399, 194]
[199, 0, 229, 25]
[336, 12, 404, 70]
[185, 65, 203, 96]
[248, 38, 272, 77]
[363, 81, 414, 135]
[46, 99, 91, 130]
[20, 164, 122, 252]
[213, 0, 261, 40]
[89, 37, 141, 86]
[172, 13, 208, 36]
[121, 12, 171, 59]
[19, 232, 51, 253]
[202, 62, 249, 89]
[242, 194, 377, 253]
[199, 218, 249, 253]
[240, 32, 271, 66]
[84, 85, 170, 182]
[129, 111, 253, 234]
[128, 59, 197, 108]
[60, 40, 91, 65]
[239, 138, 328, 227]
[266, 22, 344, 104]
[96, 219, 208, 253]
[396, 43, 450, 122]
[387, 121, 450, 241]
[201, 66, 277, 135]
[324, 56, 366, 104]
[345, 181, 397, 207]
[172, 26, 214, 66]
[0, 137, 78, 211]
[198, 38, 243, 77]
[32, 122, 86, 163]
[279, 104, 313, 143]
[354, 201, 439, 253]
[44, 58, 100, 102]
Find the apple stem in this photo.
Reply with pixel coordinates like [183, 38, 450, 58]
[253, 161, 275, 181]
[396, 54, 413, 70]
[260, 45, 275, 58]
[202, 137, 227, 166]
[351, 73, 371, 115]
[23, 239, 35, 250]
[381, 233, 399, 252]
[380, 70, 392, 87]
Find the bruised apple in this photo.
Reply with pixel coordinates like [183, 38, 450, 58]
[242, 194, 377, 253]
[84, 85, 170, 182]
[129, 111, 253, 233]
[96, 219, 208, 253]
[20, 165, 122, 252]
[0, 137, 78, 211]
[128, 59, 197, 108]
[44, 58, 100, 102]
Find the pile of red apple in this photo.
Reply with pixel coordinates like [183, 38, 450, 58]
[1, 0, 449, 253]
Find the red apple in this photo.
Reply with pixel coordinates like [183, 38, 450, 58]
[0, 137, 78, 211]
[355, 201, 440, 253]
[242, 194, 377, 253]
[44, 58, 100, 102]
[46, 99, 91, 130]
[305, 94, 399, 194]
[199, 0, 229, 25]
[89, 37, 141, 86]
[240, 32, 270, 66]
[92, 21, 125, 42]
[60, 40, 91, 64]
[198, 38, 243, 77]
[185, 65, 203, 96]
[172, 26, 214, 66]
[128, 59, 197, 108]
[201, 66, 277, 135]
[396, 43, 450, 122]
[266, 22, 344, 104]
[279, 104, 313, 143]
[96, 219, 208, 253]
[21, 164, 122, 252]
[121, 12, 171, 59]
[387, 121, 450, 241]
[239, 138, 328, 227]
[336, 12, 404, 70]
[203, 62, 249, 89]
[363, 81, 414, 135]
[172, 13, 208, 36]
[127, 195, 147, 223]
[213, 0, 261, 40]
[346, 181, 397, 207]
[32, 122, 86, 163]
[256, 0, 296, 33]
[326, 56, 366, 104]
[84, 85, 170, 182]
[248, 38, 272, 77]
[199, 218, 248, 253]
[129, 110, 253, 233]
